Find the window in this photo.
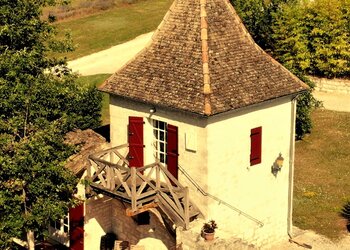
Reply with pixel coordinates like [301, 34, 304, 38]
[250, 127, 262, 166]
[50, 215, 69, 233]
[153, 120, 167, 164]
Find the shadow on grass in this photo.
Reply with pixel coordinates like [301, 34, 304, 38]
[340, 201, 350, 232]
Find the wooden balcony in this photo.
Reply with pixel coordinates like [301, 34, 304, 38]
[86, 144, 200, 229]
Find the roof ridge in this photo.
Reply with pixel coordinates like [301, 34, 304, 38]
[200, 0, 212, 116]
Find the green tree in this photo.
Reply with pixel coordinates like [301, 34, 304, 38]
[0, 0, 101, 249]
[231, 0, 319, 139]
[231, 0, 293, 51]
[273, 0, 350, 77]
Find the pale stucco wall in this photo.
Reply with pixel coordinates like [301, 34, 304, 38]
[108, 96, 296, 248]
[205, 97, 295, 247]
[109, 97, 210, 216]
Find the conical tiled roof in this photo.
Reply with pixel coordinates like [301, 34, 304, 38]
[99, 0, 309, 116]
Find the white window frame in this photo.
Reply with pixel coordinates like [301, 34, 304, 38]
[48, 214, 70, 247]
[50, 215, 69, 234]
[153, 120, 167, 164]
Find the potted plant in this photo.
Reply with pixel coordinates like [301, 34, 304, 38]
[201, 220, 217, 241]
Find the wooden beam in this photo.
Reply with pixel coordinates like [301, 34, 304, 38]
[89, 183, 131, 201]
[160, 171, 184, 215]
[136, 195, 158, 206]
[91, 161, 107, 181]
[136, 167, 155, 196]
[89, 143, 129, 158]
[158, 192, 184, 220]
[131, 167, 137, 212]
[115, 169, 131, 197]
[137, 190, 157, 200]
[125, 202, 158, 216]
[157, 194, 184, 227]
[90, 156, 129, 172]
[135, 171, 157, 191]
[183, 187, 189, 230]
[156, 164, 160, 189]
[136, 162, 158, 172]
[158, 162, 184, 188]
[113, 149, 130, 166]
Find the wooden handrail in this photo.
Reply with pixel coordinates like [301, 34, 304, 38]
[87, 145, 197, 229]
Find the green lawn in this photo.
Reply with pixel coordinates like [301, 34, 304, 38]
[55, 0, 172, 60]
[294, 109, 350, 239]
[76, 74, 112, 125]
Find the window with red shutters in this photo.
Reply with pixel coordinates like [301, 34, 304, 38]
[128, 116, 144, 168]
[250, 127, 262, 166]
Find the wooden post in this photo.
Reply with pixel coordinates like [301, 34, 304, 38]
[27, 230, 35, 250]
[110, 167, 115, 190]
[184, 187, 189, 230]
[131, 167, 137, 212]
[106, 166, 111, 190]
[156, 162, 160, 190]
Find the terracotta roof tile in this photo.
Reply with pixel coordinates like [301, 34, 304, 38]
[99, 0, 309, 116]
[65, 129, 109, 176]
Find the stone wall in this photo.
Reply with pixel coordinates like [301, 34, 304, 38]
[110, 199, 175, 248]
[84, 195, 175, 249]
[85, 195, 114, 249]
[310, 76, 350, 94]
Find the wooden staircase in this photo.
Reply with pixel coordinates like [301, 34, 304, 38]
[86, 144, 201, 230]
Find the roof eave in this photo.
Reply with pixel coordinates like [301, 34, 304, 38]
[209, 88, 309, 117]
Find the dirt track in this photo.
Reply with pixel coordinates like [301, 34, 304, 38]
[67, 32, 153, 76]
[271, 227, 350, 250]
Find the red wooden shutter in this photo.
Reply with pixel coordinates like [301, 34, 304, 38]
[69, 204, 84, 250]
[250, 127, 262, 166]
[166, 124, 178, 179]
[128, 116, 144, 168]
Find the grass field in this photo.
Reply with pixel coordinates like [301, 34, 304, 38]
[294, 109, 350, 239]
[54, 0, 172, 59]
[76, 74, 112, 124]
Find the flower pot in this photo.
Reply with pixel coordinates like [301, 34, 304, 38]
[203, 231, 215, 241]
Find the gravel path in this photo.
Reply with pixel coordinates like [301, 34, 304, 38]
[313, 91, 350, 113]
[271, 227, 350, 249]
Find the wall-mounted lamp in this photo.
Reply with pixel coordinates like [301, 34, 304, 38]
[149, 107, 156, 114]
[271, 153, 284, 177]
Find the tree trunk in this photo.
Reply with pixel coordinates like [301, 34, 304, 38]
[27, 230, 35, 250]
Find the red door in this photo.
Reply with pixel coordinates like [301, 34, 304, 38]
[128, 117, 144, 167]
[69, 204, 84, 250]
[166, 124, 179, 179]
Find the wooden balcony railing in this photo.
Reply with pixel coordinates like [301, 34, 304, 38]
[86, 144, 199, 229]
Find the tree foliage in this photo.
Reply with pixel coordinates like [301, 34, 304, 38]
[272, 0, 350, 78]
[231, 0, 293, 51]
[231, 0, 321, 139]
[0, 0, 101, 248]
